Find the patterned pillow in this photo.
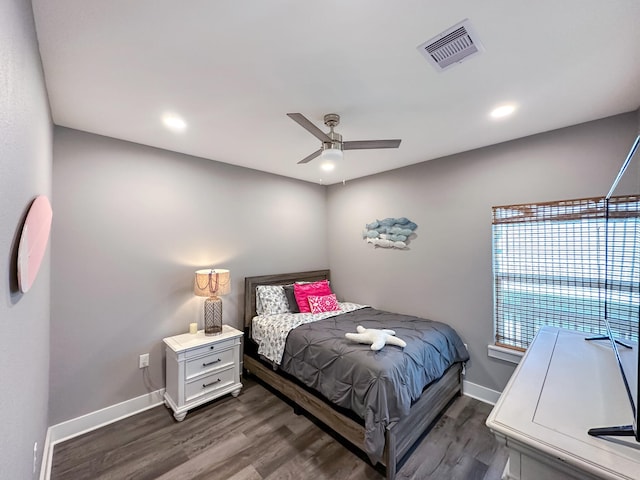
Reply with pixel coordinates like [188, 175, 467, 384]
[307, 294, 340, 314]
[294, 280, 332, 313]
[256, 285, 289, 315]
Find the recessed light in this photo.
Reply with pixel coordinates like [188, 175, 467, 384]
[162, 113, 187, 132]
[320, 161, 335, 172]
[490, 104, 517, 119]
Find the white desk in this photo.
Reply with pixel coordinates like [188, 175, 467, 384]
[486, 327, 640, 480]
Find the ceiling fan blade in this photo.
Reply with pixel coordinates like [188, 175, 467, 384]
[298, 149, 323, 164]
[343, 139, 402, 150]
[287, 113, 332, 143]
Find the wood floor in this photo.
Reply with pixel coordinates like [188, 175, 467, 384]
[51, 376, 507, 480]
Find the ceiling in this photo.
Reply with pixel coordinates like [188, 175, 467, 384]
[32, 1, 640, 185]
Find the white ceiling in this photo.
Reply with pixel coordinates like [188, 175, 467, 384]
[32, 0, 640, 185]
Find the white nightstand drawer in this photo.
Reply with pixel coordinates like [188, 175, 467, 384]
[185, 366, 235, 402]
[185, 337, 236, 359]
[185, 347, 235, 379]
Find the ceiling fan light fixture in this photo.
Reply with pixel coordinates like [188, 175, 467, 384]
[320, 146, 343, 162]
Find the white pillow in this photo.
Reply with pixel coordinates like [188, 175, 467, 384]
[256, 285, 289, 315]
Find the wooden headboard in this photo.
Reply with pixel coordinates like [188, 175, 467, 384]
[243, 269, 330, 332]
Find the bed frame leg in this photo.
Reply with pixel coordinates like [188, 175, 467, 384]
[386, 460, 397, 480]
[385, 428, 397, 480]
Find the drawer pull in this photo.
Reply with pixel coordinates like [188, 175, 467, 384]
[202, 358, 221, 367]
[202, 379, 221, 388]
[210, 346, 215, 350]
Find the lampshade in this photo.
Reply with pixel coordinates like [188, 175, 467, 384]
[194, 269, 231, 297]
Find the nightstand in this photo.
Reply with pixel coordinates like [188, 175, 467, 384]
[163, 324, 243, 421]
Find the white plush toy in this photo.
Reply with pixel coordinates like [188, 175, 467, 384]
[345, 325, 407, 351]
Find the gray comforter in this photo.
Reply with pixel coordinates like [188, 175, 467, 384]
[279, 307, 469, 464]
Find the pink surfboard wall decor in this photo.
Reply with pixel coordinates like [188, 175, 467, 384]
[17, 195, 53, 293]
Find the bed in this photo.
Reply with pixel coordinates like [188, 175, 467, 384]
[242, 270, 469, 480]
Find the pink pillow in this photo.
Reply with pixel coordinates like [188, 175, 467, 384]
[294, 280, 332, 313]
[307, 294, 340, 314]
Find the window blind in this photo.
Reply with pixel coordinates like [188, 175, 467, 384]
[492, 195, 640, 350]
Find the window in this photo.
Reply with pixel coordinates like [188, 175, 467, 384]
[492, 195, 640, 350]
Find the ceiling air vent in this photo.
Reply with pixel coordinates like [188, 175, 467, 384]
[417, 19, 484, 72]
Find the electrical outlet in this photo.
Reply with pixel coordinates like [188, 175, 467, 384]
[139, 353, 149, 368]
[32, 442, 37, 474]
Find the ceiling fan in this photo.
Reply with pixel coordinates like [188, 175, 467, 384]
[287, 113, 401, 164]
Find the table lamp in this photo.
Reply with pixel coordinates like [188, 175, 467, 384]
[194, 269, 230, 335]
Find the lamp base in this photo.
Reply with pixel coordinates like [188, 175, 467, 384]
[204, 296, 223, 335]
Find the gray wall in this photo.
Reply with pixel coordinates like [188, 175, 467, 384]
[51, 128, 328, 424]
[327, 112, 639, 393]
[0, 0, 52, 477]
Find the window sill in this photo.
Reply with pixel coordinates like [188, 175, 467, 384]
[487, 344, 524, 365]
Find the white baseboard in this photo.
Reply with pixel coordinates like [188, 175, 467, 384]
[40, 388, 165, 480]
[463, 379, 501, 405]
[39, 427, 52, 480]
